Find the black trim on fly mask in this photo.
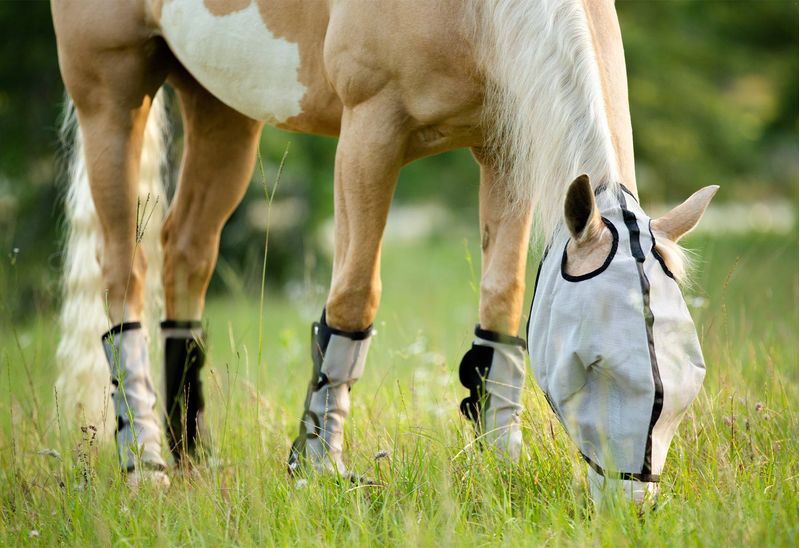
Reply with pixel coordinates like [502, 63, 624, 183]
[616, 193, 664, 477]
[162, 320, 206, 462]
[560, 217, 620, 282]
[582, 453, 660, 483]
[459, 325, 525, 428]
[287, 309, 373, 475]
[648, 221, 676, 280]
[526, 247, 548, 339]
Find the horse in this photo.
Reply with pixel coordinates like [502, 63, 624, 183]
[51, 0, 716, 501]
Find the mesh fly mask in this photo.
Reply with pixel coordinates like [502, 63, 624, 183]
[527, 183, 706, 501]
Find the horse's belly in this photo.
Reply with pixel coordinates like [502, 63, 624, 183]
[158, 0, 306, 123]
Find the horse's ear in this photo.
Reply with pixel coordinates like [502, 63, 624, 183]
[652, 185, 719, 242]
[564, 174, 603, 243]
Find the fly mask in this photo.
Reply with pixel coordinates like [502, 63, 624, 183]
[527, 175, 717, 504]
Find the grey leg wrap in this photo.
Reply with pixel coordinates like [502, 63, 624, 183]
[288, 310, 372, 475]
[459, 325, 526, 461]
[102, 323, 167, 474]
[161, 320, 207, 462]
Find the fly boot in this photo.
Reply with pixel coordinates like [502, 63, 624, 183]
[161, 320, 208, 464]
[459, 325, 526, 461]
[288, 310, 372, 476]
[102, 322, 169, 487]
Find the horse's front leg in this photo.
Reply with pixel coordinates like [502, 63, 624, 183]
[161, 74, 262, 463]
[459, 151, 533, 460]
[289, 100, 406, 476]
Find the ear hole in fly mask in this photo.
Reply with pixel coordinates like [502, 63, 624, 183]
[561, 218, 619, 281]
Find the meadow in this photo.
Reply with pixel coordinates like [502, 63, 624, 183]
[0, 222, 797, 546]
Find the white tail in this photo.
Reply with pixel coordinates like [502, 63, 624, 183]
[56, 91, 168, 430]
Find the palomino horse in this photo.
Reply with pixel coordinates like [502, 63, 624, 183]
[52, 0, 715, 501]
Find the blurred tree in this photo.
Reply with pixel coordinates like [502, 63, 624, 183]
[0, 1, 61, 180]
[0, 1, 63, 315]
[618, 0, 798, 202]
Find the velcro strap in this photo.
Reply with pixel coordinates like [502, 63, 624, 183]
[101, 321, 142, 343]
[474, 325, 526, 349]
[320, 309, 374, 341]
[161, 319, 203, 330]
[458, 344, 494, 424]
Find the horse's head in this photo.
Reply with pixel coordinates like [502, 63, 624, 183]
[528, 174, 717, 505]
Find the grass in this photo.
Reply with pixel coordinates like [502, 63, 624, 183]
[0, 224, 796, 546]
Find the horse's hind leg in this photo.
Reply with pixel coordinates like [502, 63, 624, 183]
[458, 151, 532, 461]
[53, 1, 171, 484]
[161, 73, 262, 463]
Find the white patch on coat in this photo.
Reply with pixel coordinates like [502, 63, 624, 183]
[159, 0, 305, 123]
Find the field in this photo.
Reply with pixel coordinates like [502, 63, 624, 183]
[0, 224, 797, 546]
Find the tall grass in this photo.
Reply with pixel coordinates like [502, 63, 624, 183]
[0, 222, 796, 545]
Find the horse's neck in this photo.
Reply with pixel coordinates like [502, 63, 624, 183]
[581, 1, 638, 198]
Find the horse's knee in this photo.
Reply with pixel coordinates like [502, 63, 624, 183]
[479, 274, 525, 334]
[481, 276, 524, 305]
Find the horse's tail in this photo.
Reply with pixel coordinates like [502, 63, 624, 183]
[56, 91, 168, 428]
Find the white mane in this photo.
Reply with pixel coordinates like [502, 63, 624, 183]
[471, 0, 621, 241]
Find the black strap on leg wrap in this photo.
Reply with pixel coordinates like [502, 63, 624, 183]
[473, 324, 527, 350]
[459, 325, 526, 426]
[162, 320, 206, 461]
[101, 321, 143, 343]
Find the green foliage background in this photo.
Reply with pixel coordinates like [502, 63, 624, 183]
[0, 0, 797, 313]
[0, 3, 796, 544]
